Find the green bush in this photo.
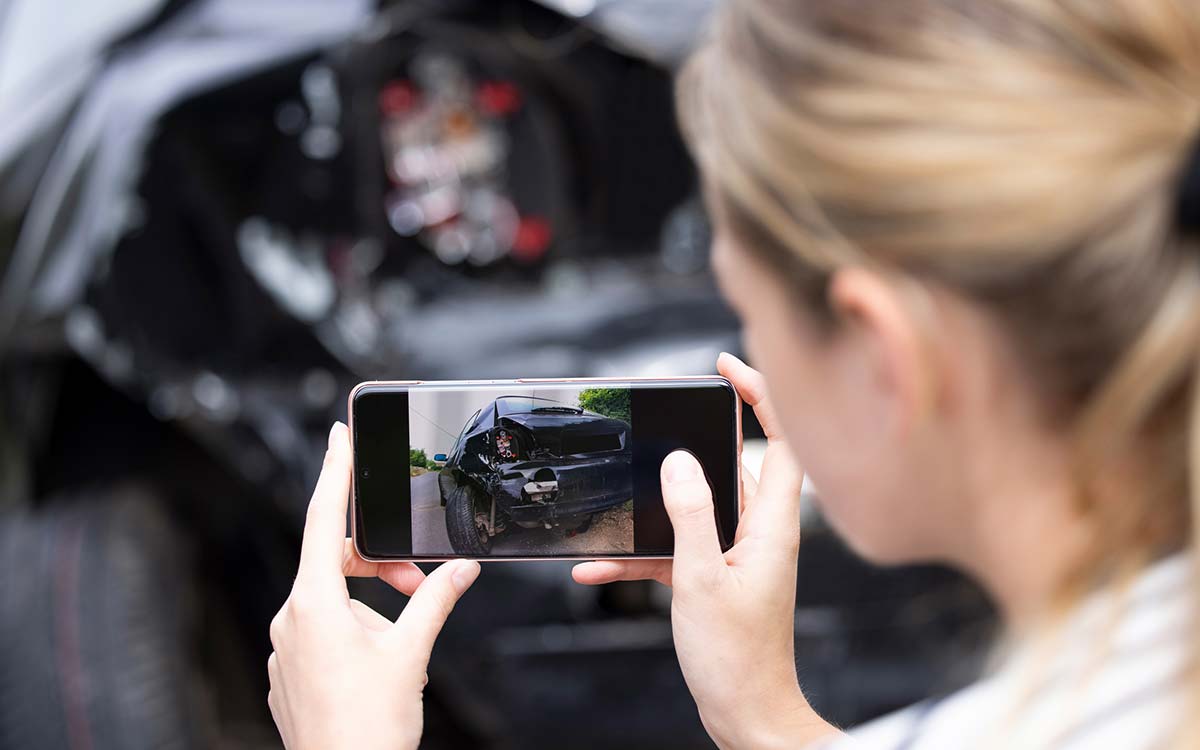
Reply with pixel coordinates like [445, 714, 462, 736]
[409, 448, 440, 470]
[577, 388, 631, 424]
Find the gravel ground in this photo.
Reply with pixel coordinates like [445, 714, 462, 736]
[493, 502, 634, 556]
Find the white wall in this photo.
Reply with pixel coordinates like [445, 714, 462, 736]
[407, 385, 589, 458]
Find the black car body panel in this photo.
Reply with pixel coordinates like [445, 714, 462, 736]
[439, 397, 632, 523]
[496, 412, 627, 455]
[491, 454, 632, 523]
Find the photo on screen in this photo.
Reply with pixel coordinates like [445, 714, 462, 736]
[407, 386, 634, 556]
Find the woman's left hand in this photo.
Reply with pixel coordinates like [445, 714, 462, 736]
[267, 422, 480, 750]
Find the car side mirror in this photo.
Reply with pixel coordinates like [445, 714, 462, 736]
[433, 453, 447, 463]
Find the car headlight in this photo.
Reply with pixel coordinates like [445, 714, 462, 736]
[494, 428, 520, 460]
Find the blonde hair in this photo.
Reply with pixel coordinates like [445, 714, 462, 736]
[679, 0, 1200, 742]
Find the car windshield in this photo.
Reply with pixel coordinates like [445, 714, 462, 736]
[494, 396, 581, 416]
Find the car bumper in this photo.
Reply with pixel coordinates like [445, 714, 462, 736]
[489, 454, 632, 523]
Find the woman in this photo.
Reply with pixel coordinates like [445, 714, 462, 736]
[267, 0, 1200, 747]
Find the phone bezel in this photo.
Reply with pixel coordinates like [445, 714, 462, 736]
[348, 376, 743, 562]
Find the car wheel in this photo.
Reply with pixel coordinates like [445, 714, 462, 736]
[445, 483, 492, 556]
[0, 485, 216, 749]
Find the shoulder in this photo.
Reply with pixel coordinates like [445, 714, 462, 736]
[810, 679, 1001, 750]
[810, 554, 1193, 750]
[812, 667, 1179, 750]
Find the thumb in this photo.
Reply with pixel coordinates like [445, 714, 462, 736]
[389, 559, 480, 656]
[661, 451, 724, 583]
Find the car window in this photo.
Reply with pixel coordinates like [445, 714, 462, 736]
[468, 406, 492, 433]
[495, 396, 578, 416]
[496, 396, 535, 415]
[452, 408, 481, 460]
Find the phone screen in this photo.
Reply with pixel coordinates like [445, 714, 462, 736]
[351, 379, 739, 560]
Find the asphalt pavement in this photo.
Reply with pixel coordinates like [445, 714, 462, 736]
[411, 471, 452, 552]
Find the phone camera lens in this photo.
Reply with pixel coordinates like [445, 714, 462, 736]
[361, 468, 370, 479]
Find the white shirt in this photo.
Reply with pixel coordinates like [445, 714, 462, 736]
[816, 554, 1194, 750]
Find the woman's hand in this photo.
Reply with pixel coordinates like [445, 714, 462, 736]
[573, 353, 840, 749]
[267, 422, 480, 750]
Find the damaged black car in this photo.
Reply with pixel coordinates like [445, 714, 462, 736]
[436, 396, 632, 555]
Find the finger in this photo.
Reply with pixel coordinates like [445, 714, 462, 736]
[267, 688, 281, 730]
[661, 451, 725, 580]
[717, 353, 787, 442]
[572, 560, 673, 587]
[296, 423, 353, 591]
[733, 466, 760, 544]
[756, 439, 803, 501]
[740, 464, 759, 514]
[350, 599, 393, 632]
[716, 353, 746, 459]
[342, 538, 427, 596]
[741, 441, 803, 546]
[390, 559, 480, 656]
[266, 654, 287, 737]
[741, 464, 759, 498]
[268, 601, 287, 651]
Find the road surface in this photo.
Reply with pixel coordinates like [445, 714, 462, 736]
[411, 471, 452, 552]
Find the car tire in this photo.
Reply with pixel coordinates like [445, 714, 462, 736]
[444, 483, 491, 556]
[0, 486, 215, 749]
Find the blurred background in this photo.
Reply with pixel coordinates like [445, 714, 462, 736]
[0, 0, 997, 747]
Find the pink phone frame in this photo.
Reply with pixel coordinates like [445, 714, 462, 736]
[348, 376, 743, 562]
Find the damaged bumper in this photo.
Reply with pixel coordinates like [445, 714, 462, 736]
[486, 454, 632, 524]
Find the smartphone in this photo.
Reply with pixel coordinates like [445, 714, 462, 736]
[349, 377, 740, 561]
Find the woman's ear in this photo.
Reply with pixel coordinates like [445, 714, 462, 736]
[827, 268, 937, 434]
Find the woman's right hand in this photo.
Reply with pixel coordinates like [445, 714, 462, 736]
[573, 353, 840, 749]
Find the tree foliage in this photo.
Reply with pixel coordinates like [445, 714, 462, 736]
[409, 448, 440, 469]
[577, 388, 631, 424]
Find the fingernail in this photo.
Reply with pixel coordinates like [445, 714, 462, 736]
[452, 560, 480, 595]
[328, 421, 345, 450]
[662, 450, 702, 484]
